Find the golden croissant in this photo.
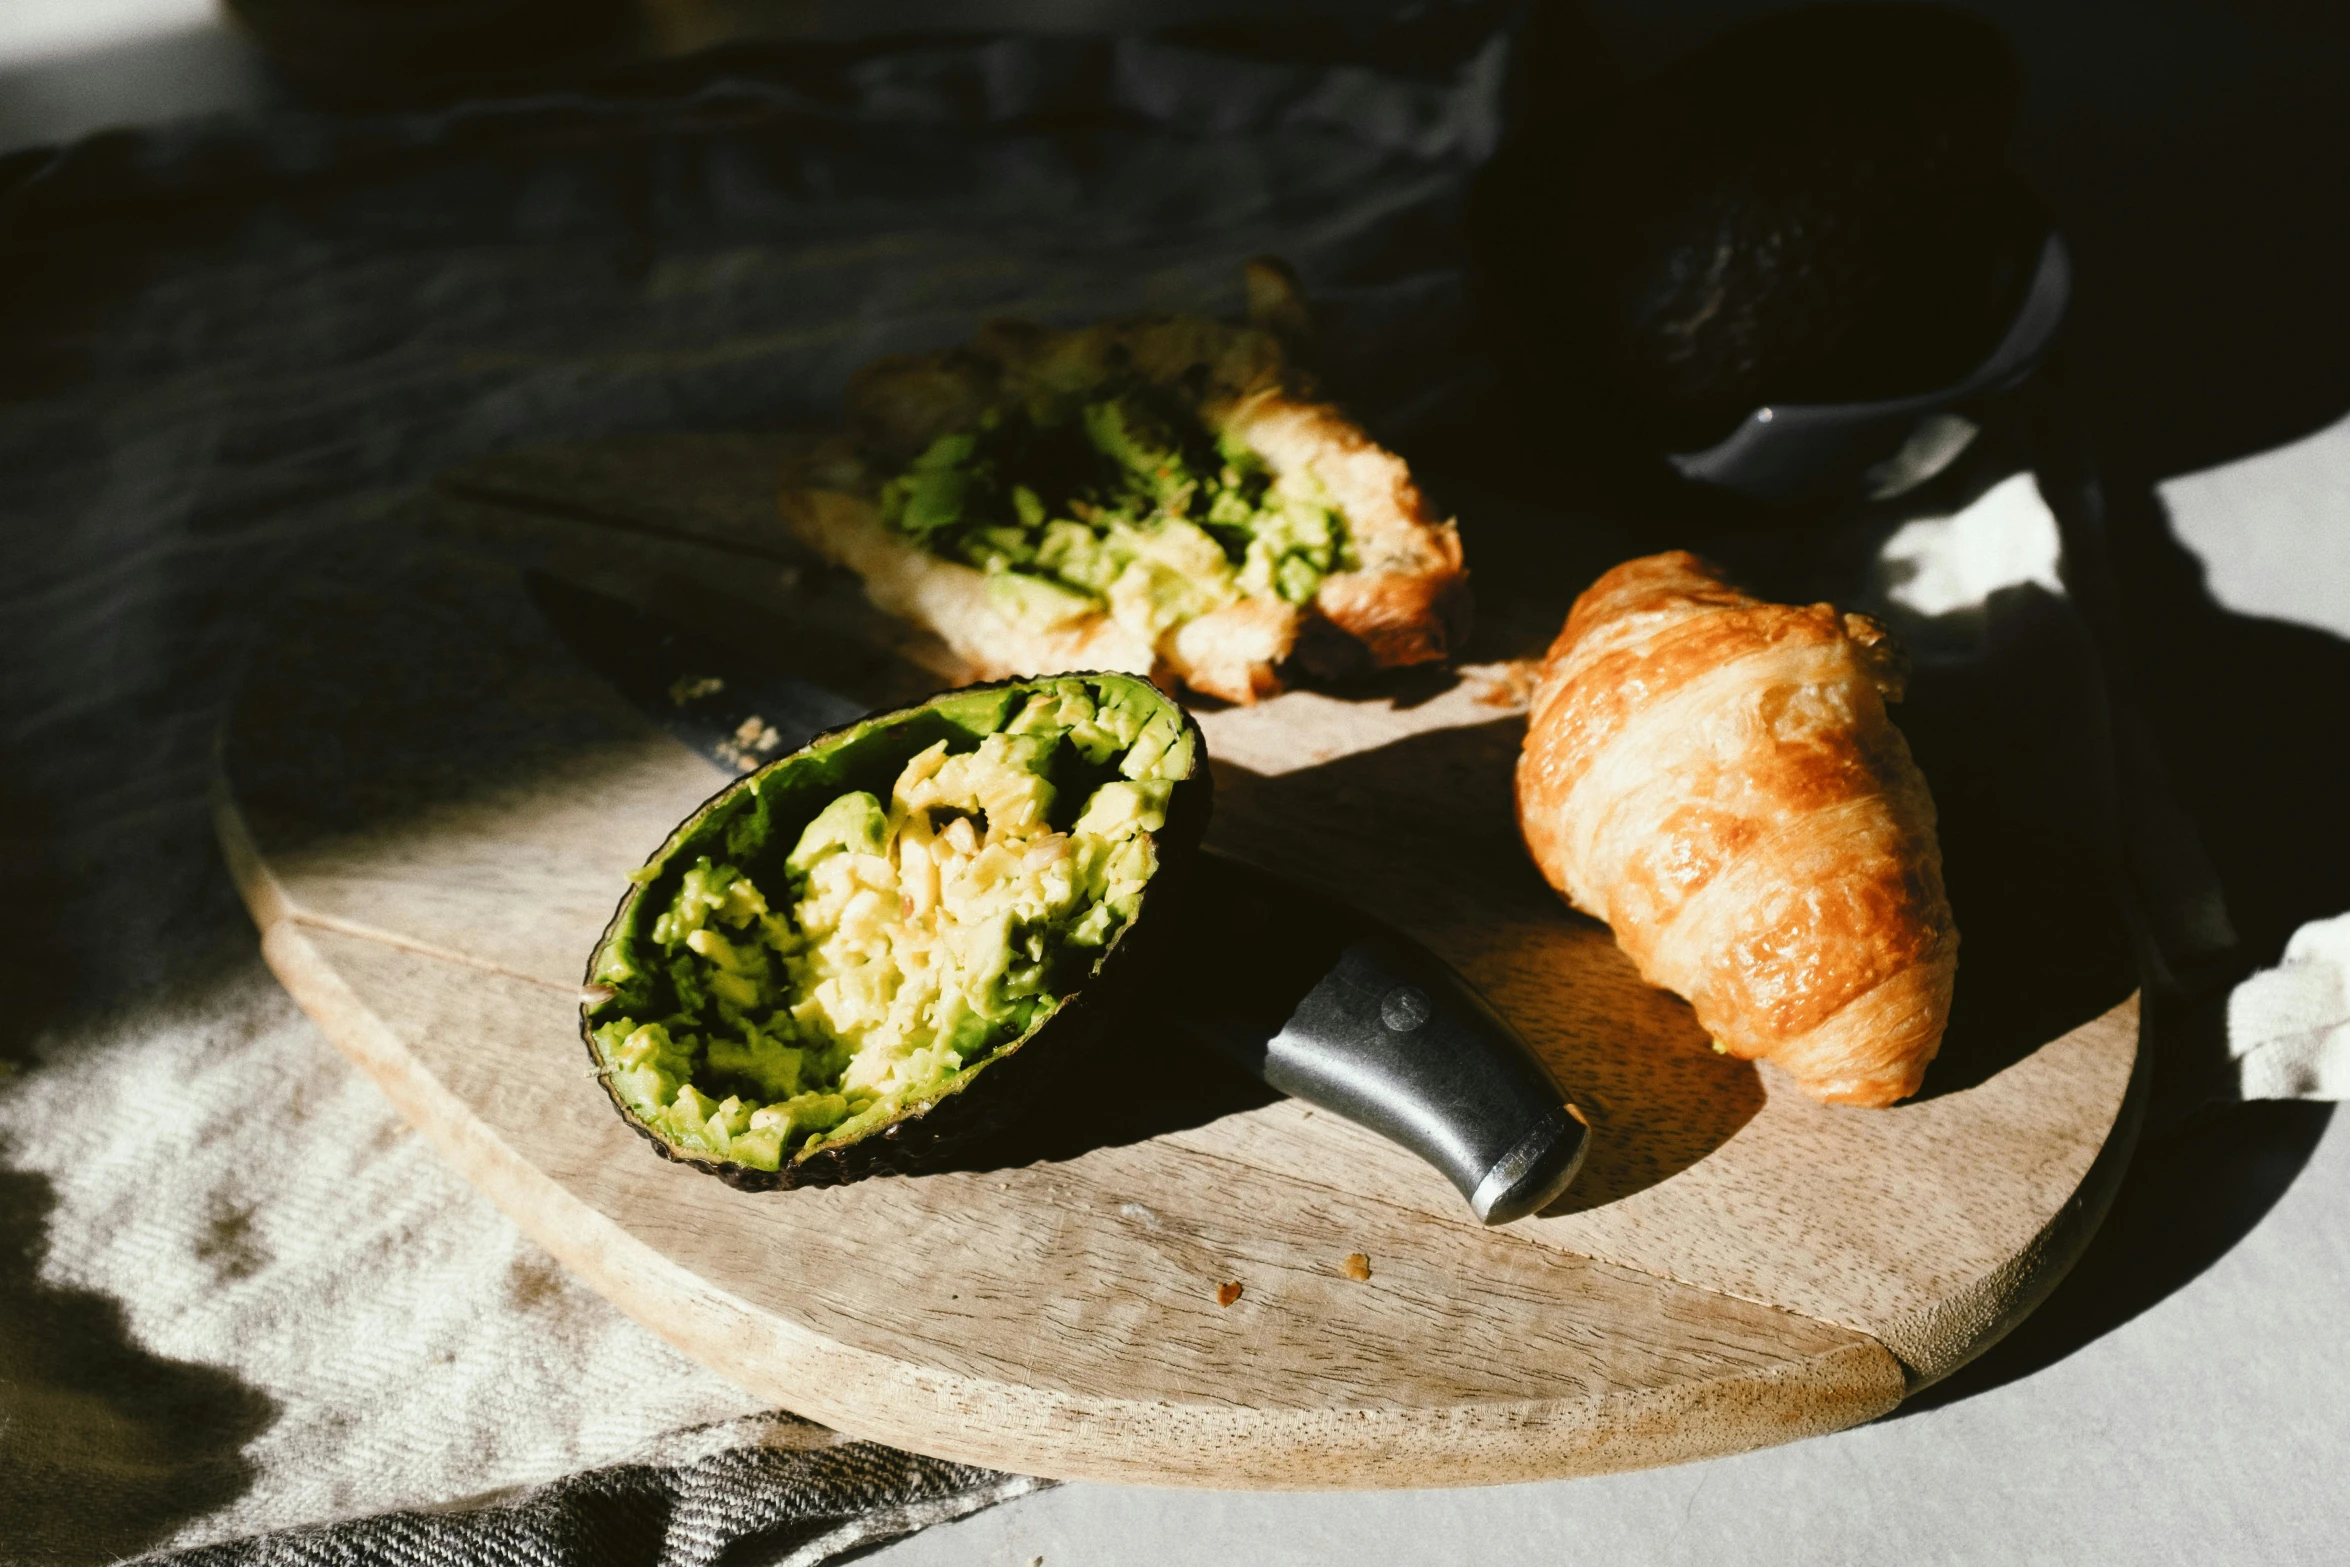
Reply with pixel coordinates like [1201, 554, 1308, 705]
[1515, 551, 1958, 1106]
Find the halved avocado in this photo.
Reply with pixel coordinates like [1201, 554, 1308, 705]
[581, 672, 1210, 1189]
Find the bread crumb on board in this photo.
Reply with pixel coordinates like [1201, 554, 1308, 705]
[1344, 1252, 1372, 1281]
[1474, 658, 1542, 711]
[1216, 1281, 1244, 1307]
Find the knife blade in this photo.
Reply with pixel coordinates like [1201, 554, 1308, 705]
[526, 571, 868, 770]
[527, 569, 1588, 1222]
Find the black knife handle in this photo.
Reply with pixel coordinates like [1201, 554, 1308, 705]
[1165, 854, 1589, 1224]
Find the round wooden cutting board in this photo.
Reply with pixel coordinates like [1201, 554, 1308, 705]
[215, 436, 2143, 1488]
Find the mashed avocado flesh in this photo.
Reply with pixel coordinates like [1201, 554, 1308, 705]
[587, 679, 1190, 1172]
[879, 384, 1352, 639]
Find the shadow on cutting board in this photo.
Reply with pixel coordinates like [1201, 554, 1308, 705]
[1201, 719, 1770, 1210]
[881, 714, 1771, 1201]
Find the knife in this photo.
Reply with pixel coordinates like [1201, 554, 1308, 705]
[526, 570, 1589, 1223]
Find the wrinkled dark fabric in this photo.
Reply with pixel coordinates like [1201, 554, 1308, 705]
[150, 1432, 1035, 1567]
[0, 16, 1505, 1566]
[0, 22, 1504, 1024]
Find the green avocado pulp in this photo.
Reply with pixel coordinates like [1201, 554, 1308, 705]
[878, 382, 1354, 638]
[585, 676, 1192, 1172]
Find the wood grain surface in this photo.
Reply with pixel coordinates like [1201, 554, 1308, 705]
[212, 438, 2145, 1486]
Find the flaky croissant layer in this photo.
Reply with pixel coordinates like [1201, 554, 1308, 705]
[1516, 551, 1958, 1106]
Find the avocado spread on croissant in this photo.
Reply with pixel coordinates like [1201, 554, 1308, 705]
[880, 385, 1352, 639]
[583, 673, 1208, 1187]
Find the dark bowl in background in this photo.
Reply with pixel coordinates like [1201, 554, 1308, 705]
[1471, 3, 2049, 466]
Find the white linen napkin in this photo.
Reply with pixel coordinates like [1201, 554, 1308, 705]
[2231, 914, 2350, 1100]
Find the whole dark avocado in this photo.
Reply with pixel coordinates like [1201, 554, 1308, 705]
[580, 672, 1209, 1190]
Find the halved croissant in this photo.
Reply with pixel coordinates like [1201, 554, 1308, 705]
[1515, 551, 1958, 1106]
[780, 262, 1469, 705]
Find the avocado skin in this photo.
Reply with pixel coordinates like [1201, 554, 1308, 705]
[579, 673, 1211, 1190]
